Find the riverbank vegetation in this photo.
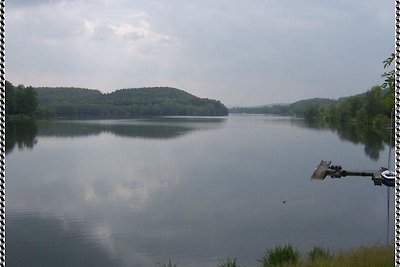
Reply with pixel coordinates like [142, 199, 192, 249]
[163, 244, 394, 267]
[254, 244, 393, 267]
[5, 81, 38, 120]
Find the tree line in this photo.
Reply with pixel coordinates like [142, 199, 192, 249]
[307, 85, 394, 127]
[5, 83, 228, 118]
[5, 81, 38, 119]
[231, 86, 393, 128]
[302, 53, 394, 127]
[35, 86, 228, 117]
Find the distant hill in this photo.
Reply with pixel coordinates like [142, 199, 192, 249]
[231, 87, 393, 117]
[35, 86, 228, 117]
[287, 98, 335, 115]
[229, 85, 394, 128]
[230, 97, 335, 116]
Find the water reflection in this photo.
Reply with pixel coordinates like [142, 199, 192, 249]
[6, 119, 38, 154]
[7, 116, 390, 161]
[6, 115, 394, 266]
[36, 117, 226, 139]
[6, 117, 226, 154]
[292, 118, 391, 160]
[6, 212, 122, 267]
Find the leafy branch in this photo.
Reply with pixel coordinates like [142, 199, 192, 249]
[381, 53, 394, 91]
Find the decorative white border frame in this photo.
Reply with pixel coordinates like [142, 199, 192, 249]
[0, 0, 6, 266]
[0, 2, 396, 267]
[0, 0, 4, 264]
[396, 0, 400, 265]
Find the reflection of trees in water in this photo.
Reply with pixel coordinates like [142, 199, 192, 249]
[6, 119, 38, 154]
[36, 118, 225, 139]
[295, 118, 391, 161]
[6, 118, 226, 154]
[37, 122, 194, 139]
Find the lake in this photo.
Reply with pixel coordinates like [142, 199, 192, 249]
[6, 115, 394, 267]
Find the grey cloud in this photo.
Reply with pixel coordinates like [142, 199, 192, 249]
[92, 24, 115, 41]
[7, 0, 75, 8]
[158, 36, 179, 45]
[123, 31, 145, 41]
[8, 0, 57, 7]
[5, 0, 394, 106]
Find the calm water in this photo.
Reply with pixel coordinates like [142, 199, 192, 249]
[6, 115, 394, 267]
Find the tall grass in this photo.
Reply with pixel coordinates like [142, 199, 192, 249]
[276, 244, 394, 267]
[307, 246, 331, 262]
[160, 244, 393, 267]
[218, 258, 240, 267]
[306, 244, 394, 267]
[162, 259, 178, 267]
[258, 244, 300, 266]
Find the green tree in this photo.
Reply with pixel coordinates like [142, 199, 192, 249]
[20, 86, 38, 115]
[381, 53, 394, 117]
[365, 86, 382, 118]
[355, 107, 368, 123]
[5, 81, 16, 114]
[6, 81, 38, 117]
[381, 53, 394, 91]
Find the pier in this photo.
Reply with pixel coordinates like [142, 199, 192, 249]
[311, 160, 394, 187]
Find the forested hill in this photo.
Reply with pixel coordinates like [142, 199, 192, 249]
[35, 86, 228, 117]
[229, 85, 394, 127]
[229, 98, 335, 116]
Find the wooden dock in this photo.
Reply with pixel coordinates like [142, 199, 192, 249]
[311, 160, 393, 187]
[311, 160, 331, 180]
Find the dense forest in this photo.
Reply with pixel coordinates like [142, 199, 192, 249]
[34, 86, 228, 117]
[230, 98, 335, 116]
[230, 54, 395, 128]
[231, 87, 393, 127]
[5, 81, 38, 119]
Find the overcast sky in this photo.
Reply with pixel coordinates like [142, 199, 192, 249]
[6, 0, 394, 106]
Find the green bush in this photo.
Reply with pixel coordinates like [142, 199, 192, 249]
[258, 244, 300, 266]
